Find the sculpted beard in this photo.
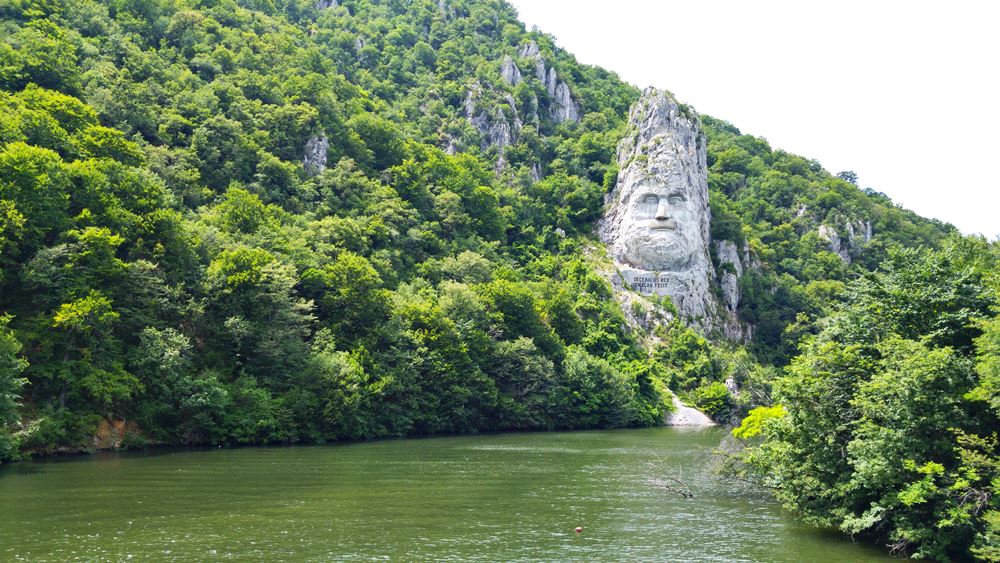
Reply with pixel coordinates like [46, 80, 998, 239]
[621, 221, 697, 271]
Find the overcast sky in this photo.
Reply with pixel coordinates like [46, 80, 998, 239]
[507, 0, 999, 239]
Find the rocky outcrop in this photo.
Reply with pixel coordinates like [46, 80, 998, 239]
[500, 56, 522, 86]
[846, 219, 873, 245]
[464, 83, 521, 154]
[600, 88, 718, 323]
[551, 81, 580, 123]
[303, 134, 329, 175]
[819, 220, 873, 263]
[519, 40, 540, 58]
[518, 40, 580, 123]
[315, 0, 338, 8]
[457, 45, 580, 161]
[715, 240, 742, 313]
[818, 224, 847, 261]
[543, 66, 557, 94]
[487, 106, 513, 150]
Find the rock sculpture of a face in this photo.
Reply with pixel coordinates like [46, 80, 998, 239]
[618, 173, 703, 271]
[600, 88, 717, 321]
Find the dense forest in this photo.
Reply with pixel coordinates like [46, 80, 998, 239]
[0, 0, 996, 559]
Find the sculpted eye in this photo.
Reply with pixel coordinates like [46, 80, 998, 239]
[668, 195, 685, 204]
[637, 195, 658, 218]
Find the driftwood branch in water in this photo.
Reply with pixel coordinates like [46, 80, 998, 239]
[647, 477, 694, 498]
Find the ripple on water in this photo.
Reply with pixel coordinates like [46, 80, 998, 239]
[0, 428, 899, 562]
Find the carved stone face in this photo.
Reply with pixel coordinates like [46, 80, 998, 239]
[618, 176, 703, 271]
[599, 88, 720, 323]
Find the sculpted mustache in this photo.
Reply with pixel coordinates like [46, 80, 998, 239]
[645, 219, 679, 229]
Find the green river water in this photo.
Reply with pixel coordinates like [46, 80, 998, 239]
[0, 427, 896, 561]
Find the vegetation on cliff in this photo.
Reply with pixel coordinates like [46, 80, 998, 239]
[0, 0, 995, 558]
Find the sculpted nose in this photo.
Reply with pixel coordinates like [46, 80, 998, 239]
[655, 199, 670, 220]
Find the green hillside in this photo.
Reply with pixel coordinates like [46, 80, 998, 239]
[0, 0, 996, 559]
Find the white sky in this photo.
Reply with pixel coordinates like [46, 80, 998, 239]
[508, 0, 1000, 239]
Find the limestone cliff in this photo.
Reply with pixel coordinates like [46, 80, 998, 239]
[819, 219, 873, 263]
[518, 40, 580, 123]
[600, 88, 746, 340]
[464, 82, 522, 155]
[500, 55, 522, 86]
[459, 43, 582, 173]
[715, 240, 742, 313]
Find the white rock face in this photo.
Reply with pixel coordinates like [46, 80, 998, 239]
[715, 240, 742, 313]
[818, 224, 848, 261]
[519, 40, 540, 58]
[819, 220, 872, 263]
[544, 67, 558, 95]
[845, 219, 873, 246]
[600, 88, 718, 322]
[517, 40, 579, 123]
[488, 107, 512, 150]
[530, 162, 542, 182]
[303, 134, 329, 175]
[551, 81, 580, 123]
[504, 93, 523, 134]
[464, 82, 519, 153]
[315, 0, 337, 8]
[534, 58, 548, 85]
[500, 56, 521, 86]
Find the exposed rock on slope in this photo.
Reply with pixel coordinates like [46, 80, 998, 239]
[715, 240, 742, 313]
[551, 81, 580, 123]
[518, 40, 580, 123]
[500, 55, 522, 86]
[818, 219, 873, 263]
[303, 134, 329, 175]
[459, 43, 582, 171]
[464, 83, 521, 154]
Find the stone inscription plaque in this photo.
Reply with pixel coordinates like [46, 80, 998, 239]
[621, 270, 675, 296]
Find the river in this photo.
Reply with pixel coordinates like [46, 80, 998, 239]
[0, 427, 894, 561]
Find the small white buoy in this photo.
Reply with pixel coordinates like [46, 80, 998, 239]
[575, 527, 583, 534]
